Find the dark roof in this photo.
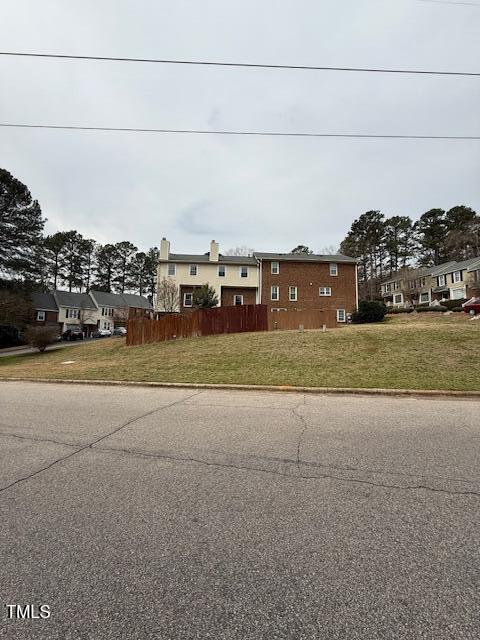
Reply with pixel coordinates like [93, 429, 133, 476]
[433, 256, 480, 276]
[121, 293, 152, 309]
[31, 292, 58, 311]
[54, 291, 96, 309]
[254, 252, 358, 264]
[90, 290, 152, 310]
[163, 253, 257, 265]
[381, 261, 457, 285]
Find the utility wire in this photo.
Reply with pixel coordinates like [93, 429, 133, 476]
[0, 51, 478, 77]
[1, 122, 478, 140]
[416, 0, 480, 6]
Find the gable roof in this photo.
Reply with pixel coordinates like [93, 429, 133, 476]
[54, 291, 96, 309]
[254, 252, 358, 264]
[31, 292, 58, 311]
[89, 290, 152, 310]
[163, 253, 257, 265]
[432, 257, 480, 277]
[381, 261, 457, 285]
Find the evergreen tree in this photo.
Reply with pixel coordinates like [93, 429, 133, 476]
[444, 206, 480, 261]
[113, 241, 138, 293]
[384, 215, 415, 275]
[414, 209, 448, 266]
[0, 168, 45, 284]
[93, 244, 118, 292]
[193, 283, 219, 308]
[290, 245, 313, 255]
[144, 247, 159, 302]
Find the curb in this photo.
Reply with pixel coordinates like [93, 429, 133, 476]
[1, 377, 479, 399]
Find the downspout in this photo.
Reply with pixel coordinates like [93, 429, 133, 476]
[257, 257, 262, 304]
[355, 262, 359, 309]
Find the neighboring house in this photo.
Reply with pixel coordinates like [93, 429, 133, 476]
[255, 253, 358, 322]
[31, 290, 152, 334]
[430, 257, 480, 302]
[157, 239, 258, 312]
[156, 238, 358, 323]
[89, 290, 153, 331]
[54, 291, 98, 335]
[380, 256, 480, 307]
[30, 292, 61, 331]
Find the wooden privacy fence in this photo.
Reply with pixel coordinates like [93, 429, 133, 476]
[267, 309, 338, 331]
[126, 304, 268, 346]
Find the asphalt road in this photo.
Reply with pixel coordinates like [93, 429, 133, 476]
[0, 338, 117, 358]
[0, 382, 479, 639]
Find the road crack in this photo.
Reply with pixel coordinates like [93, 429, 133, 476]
[0, 391, 201, 496]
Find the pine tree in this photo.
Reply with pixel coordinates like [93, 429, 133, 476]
[0, 168, 45, 284]
[193, 283, 219, 308]
[112, 241, 138, 293]
[93, 244, 118, 292]
[414, 209, 448, 266]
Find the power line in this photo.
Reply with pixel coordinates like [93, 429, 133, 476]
[416, 0, 480, 6]
[0, 51, 478, 77]
[1, 122, 478, 140]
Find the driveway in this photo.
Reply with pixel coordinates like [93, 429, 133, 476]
[0, 382, 479, 639]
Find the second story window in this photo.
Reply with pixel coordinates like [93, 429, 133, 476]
[218, 265, 226, 277]
[330, 263, 338, 276]
[319, 287, 332, 296]
[240, 266, 248, 278]
[189, 264, 198, 276]
[271, 285, 279, 301]
[438, 275, 446, 287]
[271, 261, 279, 275]
[453, 270, 461, 283]
[289, 286, 297, 301]
[36, 311, 45, 321]
[168, 263, 176, 276]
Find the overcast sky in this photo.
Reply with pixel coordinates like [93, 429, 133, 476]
[1, 0, 479, 255]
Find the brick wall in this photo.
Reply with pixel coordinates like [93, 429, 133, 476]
[220, 287, 257, 307]
[260, 260, 357, 314]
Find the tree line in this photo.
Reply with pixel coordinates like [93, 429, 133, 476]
[339, 207, 480, 299]
[1, 168, 158, 300]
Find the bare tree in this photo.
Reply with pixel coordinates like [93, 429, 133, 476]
[157, 277, 180, 312]
[113, 307, 129, 326]
[318, 245, 339, 255]
[224, 246, 254, 257]
[78, 303, 97, 332]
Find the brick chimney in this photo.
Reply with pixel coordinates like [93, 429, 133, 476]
[209, 240, 219, 262]
[160, 237, 170, 260]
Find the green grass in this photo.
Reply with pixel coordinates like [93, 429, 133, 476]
[1, 315, 479, 391]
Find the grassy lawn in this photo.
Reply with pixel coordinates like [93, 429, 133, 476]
[1, 314, 479, 391]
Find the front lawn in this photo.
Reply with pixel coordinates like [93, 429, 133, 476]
[0, 315, 479, 391]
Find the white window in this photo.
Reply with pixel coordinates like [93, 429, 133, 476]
[453, 270, 461, 283]
[234, 295, 243, 306]
[183, 293, 193, 307]
[420, 292, 430, 303]
[271, 261, 279, 275]
[438, 275, 446, 287]
[36, 310, 45, 321]
[66, 308, 78, 319]
[218, 265, 226, 277]
[271, 285, 279, 301]
[319, 287, 332, 296]
[168, 263, 176, 276]
[394, 294, 403, 304]
[337, 309, 346, 323]
[189, 264, 197, 276]
[240, 266, 248, 278]
[289, 286, 297, 301]
[330, 263, 338, 276]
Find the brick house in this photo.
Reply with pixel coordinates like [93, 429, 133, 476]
[255, 253, 358, 323]
[156, 238, 358, 323]
[30, 292, 62, 331]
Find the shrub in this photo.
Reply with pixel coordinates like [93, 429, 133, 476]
[351, 300, 387, 324]
[415, 305, 447, 313]
[193, 283, 219, 309]
[452, 307, 464, 312]
[25, 326, 59, 352]
[441, 299, 467, 310]
[386, 307, 413, 314]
